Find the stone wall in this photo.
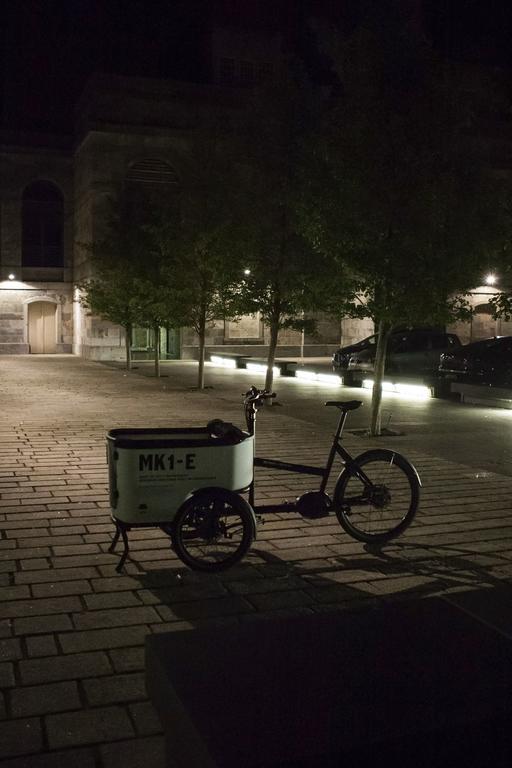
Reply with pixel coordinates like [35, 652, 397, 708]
[447, 286, 512, 344]
[341, 316, 374, 347]
[0, 141, 73, 280]
[0, 285, 73, 353]
[181, 313, 341, 360]
[0, 139, 73, 352]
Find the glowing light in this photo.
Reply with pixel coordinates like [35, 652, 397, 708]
[295, 370, 316, 381]
[362, 379, 431, 399]
[209, 355, 237, 369]
[8, 273, 15, 280]
[245, 362, 281, 377]
[295, 370, 342, 386]
[243, 268, 251, 276]
[485, 273, 497, 285]
[317, 373, 342, 385]
[395, 383, 432, 398]
[0, 278, 30, 290]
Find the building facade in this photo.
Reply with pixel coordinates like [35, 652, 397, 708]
[0, 133, 74, 354]
[0, 71, 345, 361]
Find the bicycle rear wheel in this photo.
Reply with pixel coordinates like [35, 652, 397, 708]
[334, 449, 420, 544]
[172, 488, 256, 572]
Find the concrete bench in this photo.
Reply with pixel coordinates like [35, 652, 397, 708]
[208, 353, 247, 369]
[146, 596, 512, 767]
[240, 358, 297, 377]
[451, 382, 512, 409]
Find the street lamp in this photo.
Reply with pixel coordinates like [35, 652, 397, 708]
[8, 273, 15, 281]
[485, 273, 497, 286]
[243, 268, 251, 276]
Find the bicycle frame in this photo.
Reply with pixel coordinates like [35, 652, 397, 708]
[247, 403, 366, 512]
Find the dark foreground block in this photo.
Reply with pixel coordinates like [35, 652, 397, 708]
[146, 597, 512, 767]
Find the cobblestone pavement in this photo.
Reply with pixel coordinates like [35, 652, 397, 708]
[1, 355, 512, 767]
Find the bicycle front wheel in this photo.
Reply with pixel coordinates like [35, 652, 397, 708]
[334, 449, 420, 544]
[172, 488, 256, 572]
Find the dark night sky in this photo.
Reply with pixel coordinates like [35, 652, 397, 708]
[1, 0, 214, 133]
[2, 0, 512, 135]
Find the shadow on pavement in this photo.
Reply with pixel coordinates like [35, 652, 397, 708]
[132, 543, 512, 767]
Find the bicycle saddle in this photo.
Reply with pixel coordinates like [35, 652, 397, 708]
[324, 400, 362, 411]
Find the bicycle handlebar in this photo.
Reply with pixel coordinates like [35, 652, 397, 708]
[243, 386, 276, 404]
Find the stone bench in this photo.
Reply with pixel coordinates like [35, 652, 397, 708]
[146, 596, 512, 767]
[451, 382, 512, 409]
[240, 358, 297, 377]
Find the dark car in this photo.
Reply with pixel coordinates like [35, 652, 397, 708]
[346, 328, 461, 384]
[332, 333, 381, 371]
[331, 327, 423, 371]
[438, 336, 512, 387]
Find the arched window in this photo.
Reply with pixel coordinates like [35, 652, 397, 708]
[22, 181, 64, 268]
[126, 159, 178, 187]
[125, 159, 179, 222]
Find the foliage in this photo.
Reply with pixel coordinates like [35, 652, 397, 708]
[235, 71, 355, 392]
[300, 4, 509, 432]
[160, 108, 250, 388]
[79, 194, 178, 372]
[490, 290, 512, 322]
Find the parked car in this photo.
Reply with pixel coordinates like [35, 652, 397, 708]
[332, 333, 381, 371]
[331, 327, 424, 371]
[438, 336, 512, 387]
[345, 328, 461, 385]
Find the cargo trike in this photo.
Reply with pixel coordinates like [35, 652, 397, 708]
[107, 386, 420, 572]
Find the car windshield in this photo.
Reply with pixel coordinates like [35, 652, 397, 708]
[355, 334, 377, 348]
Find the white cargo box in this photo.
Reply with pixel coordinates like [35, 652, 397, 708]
[107, 427, 254, 524]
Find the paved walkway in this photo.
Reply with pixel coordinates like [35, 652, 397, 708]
[1, 355, 512, 766]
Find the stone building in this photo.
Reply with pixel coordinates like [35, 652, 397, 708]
[0, 19, 344, 361]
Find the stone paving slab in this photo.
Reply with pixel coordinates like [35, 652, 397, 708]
[1, 356, 512, 766]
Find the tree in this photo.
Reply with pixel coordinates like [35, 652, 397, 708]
[78, 198, 148, 370]
[301, 3, 507, 433]
[236, 72, 347, 394]
[79, 194, 178, 375]
[486, 211, 512, 323]
[163, 107, 249, 389]
[132, 202, 180, 378]
[165, 236, 243, 389]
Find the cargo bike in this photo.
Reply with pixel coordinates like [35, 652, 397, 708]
[107, 387, 421, 572]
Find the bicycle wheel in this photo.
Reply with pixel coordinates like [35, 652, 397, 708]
[334, 449, 420, 544]
[172, 488, 256, 572]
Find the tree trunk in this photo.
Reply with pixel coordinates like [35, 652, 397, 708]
[369, 319, 392, 436]
[154, 325, 160, 378]
[265, 318, 279, 394]
[197, 317, 206, 390]
[124, 323, 132, 371]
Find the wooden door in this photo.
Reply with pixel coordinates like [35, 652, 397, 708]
[28, 302, 57, 353]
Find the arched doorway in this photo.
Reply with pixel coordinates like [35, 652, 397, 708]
[471, 303, 497, 342]
[28, 301, 57, 353]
